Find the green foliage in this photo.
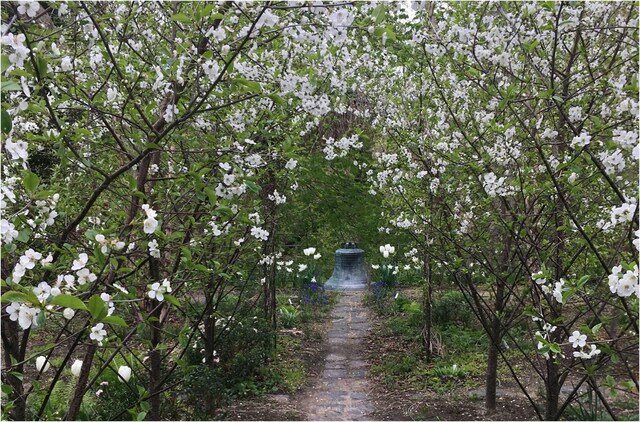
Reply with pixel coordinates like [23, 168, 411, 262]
[562, 385, 611, 421]
[431, 364, 466, 380]
[91, 365, 141, 421]
[278, 305, 301, 328]
[432, 290, 473, 326]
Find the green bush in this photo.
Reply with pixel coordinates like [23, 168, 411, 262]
[432, 290, 473, 325]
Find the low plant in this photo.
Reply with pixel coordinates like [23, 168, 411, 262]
[562, 384, 610, 421]
[432, 363, 466, 379]
[279, 305, 302, 328]
[300, 281, 328, 306]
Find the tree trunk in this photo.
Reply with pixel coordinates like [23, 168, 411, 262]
[65, 344, 97, 420]
[485, 284, 503, 411]
[422, 247, 433, 362]
[1, 319, 27, 420]
[486, 203, 510, 411]
[147, 256, 163, 421]
[545, 359, 561, 420]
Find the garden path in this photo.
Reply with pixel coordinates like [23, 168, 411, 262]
[300, 291, 375, 421]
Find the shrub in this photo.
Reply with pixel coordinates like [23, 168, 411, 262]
[432, 290, 473, 325]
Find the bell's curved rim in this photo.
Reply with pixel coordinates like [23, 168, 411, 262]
[334, 248, 365, 254]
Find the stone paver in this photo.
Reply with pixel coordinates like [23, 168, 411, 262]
[302, 292, 374, 421]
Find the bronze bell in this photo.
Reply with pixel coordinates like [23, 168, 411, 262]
[324, 242, 369, 290]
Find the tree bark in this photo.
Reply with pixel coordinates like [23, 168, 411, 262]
[545, 359, 560, 420]
[422, 246, 433, 362]
[65, 344, 97, 420]
[486, 203, 510, 411]
[1, 319, 27, 421]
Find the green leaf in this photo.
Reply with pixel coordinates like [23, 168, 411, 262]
[385, 26, 396, 42]
[1, 80, 21, 92]
[164, 294, 180, 307]
[9, 371, 23, 382]
[102, 315, 127, 327]
[22, 170, 40, 194]
[137, 411, 147, 421]
[214, 206, 233, 217]
[35, 54, 48, 78]
[170, 13, 190, 23]
[1, 291, 30, 303]
[1, 55, 11, 72]
[50, 294, 88, 311]
[85, 229, 99, 241]
[235, 78, 261, 92]
[371, 5, 386, 24]
[87, 295, 108, 321]
[16, 228, 32, 243]
[548, 343, 561, 354]
[244, 180, 261, 193]
[577, 275, 590, 289]
[36, 309, 46, 326]
[267, 93, 285, 106]
[1, 109, 12, 134]
[591, 322, 603, 335]
[203, 187, 217, 206]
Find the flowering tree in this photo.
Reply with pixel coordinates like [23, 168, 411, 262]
[0, 1, 389, 419]
[367, 1, 638, 419]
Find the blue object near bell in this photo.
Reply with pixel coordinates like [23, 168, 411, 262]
[324, 242, 369, 290]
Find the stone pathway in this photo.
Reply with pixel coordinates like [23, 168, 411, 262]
[302, 291, 374, 421]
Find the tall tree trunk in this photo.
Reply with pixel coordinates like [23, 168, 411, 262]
[261, 168, 278, 355]
[422, 246, 433, 362]
[148, 257, 163, 421]
[1, 319, 27, 420]
[65, 344, 97, 420]
[486, 203, 511, 411]
[545, 359, 561, 420]
[485, 281, 504, 411]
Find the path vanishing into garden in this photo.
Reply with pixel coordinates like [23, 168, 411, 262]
[300, 291, 375, 421]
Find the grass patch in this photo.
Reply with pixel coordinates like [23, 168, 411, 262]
[367, 287, 489, 395]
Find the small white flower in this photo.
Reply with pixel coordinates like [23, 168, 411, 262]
[284, 159, 298, 170]
[90, 323, 107, 345]
[71, 359, 83, 376]
[250, 226, 269, 241]
[17, 1, 41, 18]
[106, 87, 118, 102]
[568, 330, 587, 348]
[379, 244, 395, 258]
[143, 217, 158, 234]
[147, 279, 171, 302]
[223, 173, 236, 186]
[313, 253, 322, 260]
[63, 308, 75, 320]
[71, 253, 89, 271]
[148, 239, 160, 258]
[298, 264, 308, 272]
[35, 355, 50, 373]
[303, 247, 316, 256]
[118, 365, 132, 382]
[77, 268, 97, 285]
